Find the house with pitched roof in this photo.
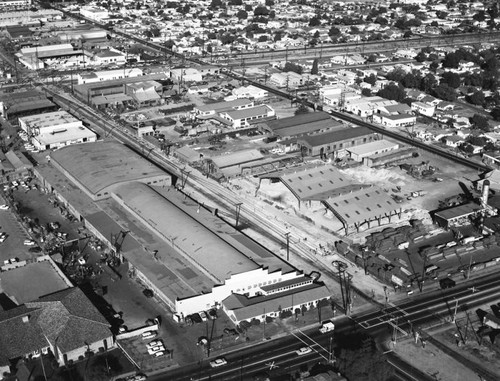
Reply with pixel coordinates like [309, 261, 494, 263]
[0, 288, 113, 371]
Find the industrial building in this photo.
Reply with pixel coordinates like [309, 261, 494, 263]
[297, 126, 378, 158]
[258, 165, 402, 235]
[347, 140, 399, 162]
[0, 90, 57, 121]
[18, 111, 97, 151]
[34, 141, 326, 321]
[0, 150, 33, 184]
[48, 141, 171, 201]
[263, 112, 343, 139]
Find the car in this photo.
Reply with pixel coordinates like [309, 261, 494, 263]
[209, 357, 227, 368]
[0, 204, 9, 210]
[77, 257, 86, 265]
[296, 347, 313, 356]
[199, 311, 208, 322]
[223, 328, 238, 336]
[11, 181, 18, 187]
[196, 337, 208, 346]
[154, 351, 165, 357]
[141, 331, 157, 340]
[147, 346, 164, 355]
[28, 246, 42, 253]
[146, 340, 162, 349]
[0, 235, 7, 243]
[23, 239, 36, 246]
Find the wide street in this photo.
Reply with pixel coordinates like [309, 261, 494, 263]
[146, 272, 500, 381]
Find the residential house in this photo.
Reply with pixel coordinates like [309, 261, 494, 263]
[92, 49, 126, 66]
[442, 135, 464, 148]
[125, 81, 162, 107]
[0, 288, 113, 371]
[232, 85, 268, 99]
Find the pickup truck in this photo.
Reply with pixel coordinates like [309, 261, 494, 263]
[319, 321, 335, 334]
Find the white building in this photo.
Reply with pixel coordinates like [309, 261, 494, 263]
[19, 111, 97, 151]
[80, 6, 109, 22]
[232, 85, 268, 99]
[0, 0, 31, 8]
[77, 68, 144, 85]
[347, 140, 399, 162]
[220, 105, 275, 128]
[373, 113, 416, 128]
[411, 101, 435, 117]
[269, 72, 303, 88]
[171, 68, 202, 83]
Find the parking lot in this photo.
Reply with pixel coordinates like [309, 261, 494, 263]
[0, 195, 36, 265]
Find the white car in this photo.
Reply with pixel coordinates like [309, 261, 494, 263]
[154, 351, 165, 357]
[141, 331, 157, 340]
[77, 257, 86, 265]
[296, 347, 312, 356]
[199, 311, 208, 322]
[147, 346, 164, 355]
[23, 239, 36, 246]
[146, 340, 162, 349]
[0, 234, 7, 243]
[0, 204, 9, 210]
[209, 358, 227, 368]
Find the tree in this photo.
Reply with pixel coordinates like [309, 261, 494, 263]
[364, 74, 377, 86]
[265, 0, 274, 5]
[273, 31, 282, 41]
[283, 62, 302, 74]
[295, 103, 310, 115]
[490, 107, 500, 121]
[210, 0, 223, 8]
[432, 84, 457, 101]
[311, 59, 319, 75]
[236, 10, 248, 19]
[467, 90, 486, 106]
[440, 71, 461, 89]
[442, 52, 461, 69]
[420, 73, 437, 92]
[254, 5, 269, 16]
[377, 83, 406, 102]
[361, 88, 372, 97]
[309, 16, 321, 27]
[328, 26, 341, 37]
[470, 114, 490, 131]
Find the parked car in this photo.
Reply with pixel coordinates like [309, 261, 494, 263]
[0, 204, 9, 210]
[154, 351, 166, 357]
[23, 239, 36, 246]
[296, 347, 312, 356]
[141, 331, 157, 340]
[147, 340, 163, 349]
[199, 311, 208, 322]
[28, 246, 42, 253]
[209, 357, 227, 368]
[208, 309, 217, 320]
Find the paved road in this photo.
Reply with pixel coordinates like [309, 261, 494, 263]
[147, 273, 500, 381]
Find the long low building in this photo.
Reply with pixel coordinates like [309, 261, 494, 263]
[34, 143, 328, 321]
[50, 141, 171, 201]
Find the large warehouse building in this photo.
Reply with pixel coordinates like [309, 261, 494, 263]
[36, 141, 330, 322]
[49, 141, 171, 201]
[259, 165, 402, 235]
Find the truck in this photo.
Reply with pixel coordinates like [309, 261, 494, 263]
[319, 320, 335, 334]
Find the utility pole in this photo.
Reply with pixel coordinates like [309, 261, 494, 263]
[419, 254, 427, 292]
[452, 298, 459, 324]
[235, 202, 242, 229]
[285, 232, 290, 261]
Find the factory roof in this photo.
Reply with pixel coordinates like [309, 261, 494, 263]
[196, 98, 253, 113]
[325, 187, 399, 225]
[5, 99, 56, 115]
[112, 182, 260, 282]
[299, 126, 374, 147]
[50, 141, 167, 197]
[346, 139, 398, 156]
[223, 105, 271, 120]
[434, 202, 484, 221]
[265, 112, 337, 138]
[20, 110, 81, 129]
[36, 127, 96, 146]
[211, 149, 264, 169]
[278, 165, 369, 201]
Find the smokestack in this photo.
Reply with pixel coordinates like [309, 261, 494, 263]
[482, 180, 490, 207]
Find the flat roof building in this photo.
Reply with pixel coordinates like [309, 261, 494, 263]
[50, 141, 171, 201]
[264, 112, 343, 139]
[19, 111, 97, 151]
